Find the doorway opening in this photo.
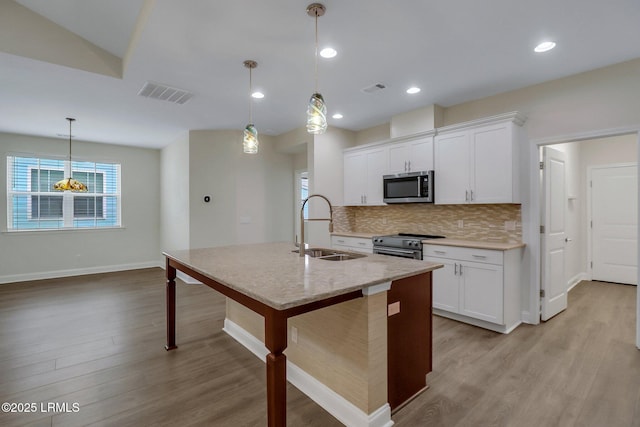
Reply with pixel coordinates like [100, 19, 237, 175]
[538, 133, 638, 323]
[294, 170, 308, 243]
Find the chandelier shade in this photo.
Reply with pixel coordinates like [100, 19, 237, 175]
[53, 117, 87, 192]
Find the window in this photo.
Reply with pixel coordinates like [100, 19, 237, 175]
[7, 156, 121, 231]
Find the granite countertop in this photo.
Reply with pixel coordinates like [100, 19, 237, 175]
[164, 242, 442, 310]
[423, 238, 526, 251]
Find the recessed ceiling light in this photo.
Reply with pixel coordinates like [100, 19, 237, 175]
[406, 87, 421, 94]
[320, 47, 337, 58]
[251, 91, 264, 99]
[332, 113, 343, 119]
[534, 41, 556, 53]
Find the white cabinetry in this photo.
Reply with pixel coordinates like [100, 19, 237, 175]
[387, 136, 434, 174]
[434, 112, 525, 204]
[331, 235, 373, 254]
[424, 244, 522, 334]
[344, 147, 387, 205]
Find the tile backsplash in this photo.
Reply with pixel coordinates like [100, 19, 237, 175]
[333, 204, 522, 242]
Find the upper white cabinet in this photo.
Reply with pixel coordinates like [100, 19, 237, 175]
[344, 146, 387, 205]
[387, 136, 434, 174]
[343, 131, 436, 206]
[434, 112, 526, 204]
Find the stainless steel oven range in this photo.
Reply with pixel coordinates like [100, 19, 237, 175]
[372, 233, 445, 259]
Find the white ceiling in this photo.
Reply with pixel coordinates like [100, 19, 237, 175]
[1, 0, 639, 149]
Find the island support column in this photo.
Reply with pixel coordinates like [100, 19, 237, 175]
[264, 308, 288, 427]
[165, 259, 177, 351]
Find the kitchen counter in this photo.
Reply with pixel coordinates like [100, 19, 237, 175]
[423, 238, 525, 251]
[163, 242, 442, 426]
[164, 241, 440, 310]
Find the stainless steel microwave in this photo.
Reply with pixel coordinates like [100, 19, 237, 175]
[383, 170, 434, 203]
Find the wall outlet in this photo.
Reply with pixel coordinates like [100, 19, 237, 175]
[457, 220, 464, 228]
[504, 221, 516, 231]
[291, 326, 298, 344]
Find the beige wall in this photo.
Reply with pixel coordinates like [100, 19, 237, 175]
[355, 123, 390, 146]
[443, 59, 640, 140]
[0, 132, 161, 283]
[188, 130, 294, 249]
[306, 127, 356, 247]
[160, 134, 190, 252]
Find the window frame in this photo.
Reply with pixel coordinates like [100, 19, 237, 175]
[6, 155, 122, 232]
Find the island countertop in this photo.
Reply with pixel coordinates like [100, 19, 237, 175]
[164, 241, 442, 310]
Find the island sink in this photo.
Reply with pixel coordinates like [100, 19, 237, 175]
[292, 247, 367, 261]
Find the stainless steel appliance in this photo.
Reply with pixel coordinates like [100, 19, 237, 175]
[383, 170, 434, 204]
[372, 233, 445, 259]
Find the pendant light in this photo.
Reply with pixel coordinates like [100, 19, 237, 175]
[243, 60, 259, 154]
[306, 3, 327, 135]
[53, 117, 87, 192]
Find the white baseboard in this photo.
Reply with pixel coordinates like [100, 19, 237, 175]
[223, 318, 393, 427]
[433, 309, 521, 334]
[0, 261, 161, 285]
[521, 310, 537, 325]
[568, 273, 588, 292]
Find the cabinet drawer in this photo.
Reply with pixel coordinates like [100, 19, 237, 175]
[331, 235, 373, 250]
[424, 245, 503, 265]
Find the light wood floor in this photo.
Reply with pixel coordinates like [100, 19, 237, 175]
[0, 269, 638, 427]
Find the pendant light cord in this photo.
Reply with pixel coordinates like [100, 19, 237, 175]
[68, 119, 72, 162]
[314, 13, 319, 92]
[249, 66, 253, 124]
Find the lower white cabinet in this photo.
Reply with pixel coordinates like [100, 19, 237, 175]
[424, 244, 522, 333]
[331, 235, 373, 254]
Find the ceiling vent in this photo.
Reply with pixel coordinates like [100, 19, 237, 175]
[137, 81, 194, 105]
[361, 83, 386, 94]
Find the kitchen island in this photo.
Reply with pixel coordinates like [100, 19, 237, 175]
[164, 242, 442, 426]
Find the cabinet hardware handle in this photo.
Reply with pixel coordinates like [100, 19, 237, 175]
[459, 264, 463, 275]
[472, 254, 487, 259]
[470, 190, 474, 201]
[434, 250, 446, 254]
[408, 160, 411, 171]
[465, 190, 469, 202]
[565, 237, 572, 243]
[337, 239, 345, 243]
[454, 263, 458, 275]
[358, 242, 366, 245]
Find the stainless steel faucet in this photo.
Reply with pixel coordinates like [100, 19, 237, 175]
[299, 194, 333, 257]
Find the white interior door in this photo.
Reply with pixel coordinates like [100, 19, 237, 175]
[591, 164, 638, 285]
[541, 147, 568, 321]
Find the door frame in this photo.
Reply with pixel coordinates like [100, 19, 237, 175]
[527, 126, 640, 349]
[587, 162, 638, 282]
[294, 169, 308, 244]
